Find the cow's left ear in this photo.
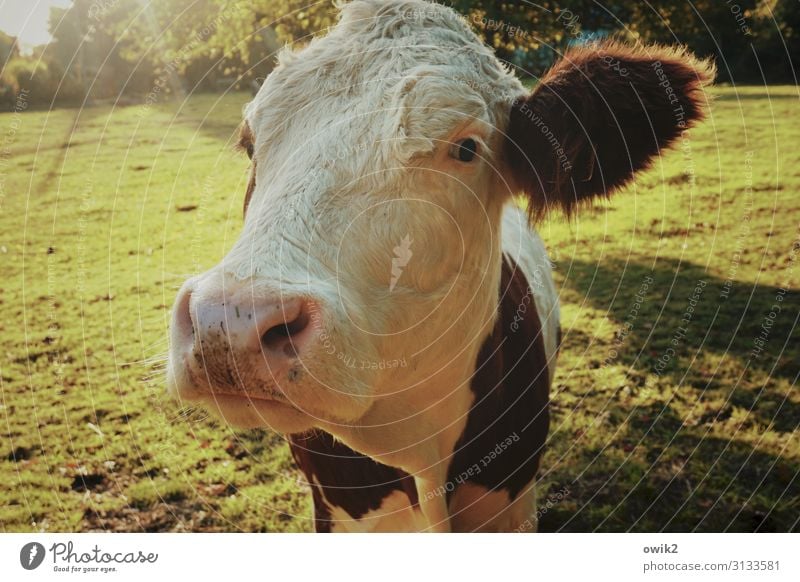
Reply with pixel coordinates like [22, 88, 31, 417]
[504, 41, 715, 219]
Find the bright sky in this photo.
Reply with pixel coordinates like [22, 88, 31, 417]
[0, 0, 73, 50]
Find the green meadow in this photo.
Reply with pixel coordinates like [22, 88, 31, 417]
[1, 86, 798, 532]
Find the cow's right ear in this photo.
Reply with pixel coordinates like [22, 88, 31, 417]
[504, 41, 715, 220]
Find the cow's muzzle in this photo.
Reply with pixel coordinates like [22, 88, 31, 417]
[170, 273, 317, 400]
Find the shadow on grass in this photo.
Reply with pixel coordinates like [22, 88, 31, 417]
[558, 255, 799, 385]
[542, 255, 799, 532]
[540, 432, 799, 532]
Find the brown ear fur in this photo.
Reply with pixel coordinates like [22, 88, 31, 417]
[504, 41, 715, 220]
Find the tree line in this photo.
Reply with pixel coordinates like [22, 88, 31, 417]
[1, 0, 797, 110]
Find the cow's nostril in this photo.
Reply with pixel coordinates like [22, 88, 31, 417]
[261, 306, 311, 356]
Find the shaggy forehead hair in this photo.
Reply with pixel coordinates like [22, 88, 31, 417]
[244, 0, 523, 173]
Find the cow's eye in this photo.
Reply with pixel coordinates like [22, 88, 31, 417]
[450, 138, 478, 162]
[246, 143, 254, 160]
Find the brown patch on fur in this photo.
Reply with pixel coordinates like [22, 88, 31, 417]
[505, 41, 715, 220]
[236, 121, 255, 158]
[446, 255, 551, 503]
[243, 163, 256, 217]
[289, 431, 418, 533]
[237, 121, 257, 216]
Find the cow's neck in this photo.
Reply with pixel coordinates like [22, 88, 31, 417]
[311, 295, 496, 531]
[317, 202, 505, 480]
[290, 204, 553, 532]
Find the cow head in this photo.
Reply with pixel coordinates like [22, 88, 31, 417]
[167, 0, 713, 438]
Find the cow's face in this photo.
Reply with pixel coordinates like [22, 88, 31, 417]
[167, 0, 713, 434]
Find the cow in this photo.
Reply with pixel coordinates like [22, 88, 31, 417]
[167, 0, 713, 532]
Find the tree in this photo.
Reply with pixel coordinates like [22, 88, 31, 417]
[0, 30, 19, 67]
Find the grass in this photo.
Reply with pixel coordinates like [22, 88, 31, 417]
[0, 86, 798, 532]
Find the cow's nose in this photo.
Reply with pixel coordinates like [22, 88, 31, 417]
[172, 276, 315, 380]
[193, 292, 312, 356]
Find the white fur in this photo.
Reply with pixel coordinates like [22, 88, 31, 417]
[501, 205, 561, 382]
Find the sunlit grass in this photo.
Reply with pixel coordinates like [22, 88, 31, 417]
[0, 86, 797, 532]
